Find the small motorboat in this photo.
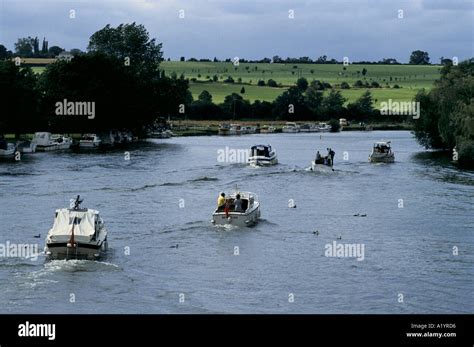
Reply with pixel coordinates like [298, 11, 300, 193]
[218, 123, 231, 136]
[149, 129, 173, 139]
[79, 134, 101, 149]
[316, 123, 331, 132]
[242, 126, 256, 134]
[248, 144, 278, 166]
[229, 124, 242, 135]
[369, 141, 395, 163]
[34, 132, 72, 151]
[44, 195, 108, 260]
[311, 148, 335, 172]
[260, 125, 276, 133]
[282, 122, 300, 133]
[0, 142, 16, 158]
[16, 139, 37, 153]
[211, 191, 261, 227]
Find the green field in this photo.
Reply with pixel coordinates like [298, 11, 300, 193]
[29, 60, 441, 107]
[162, 61, 440, 106]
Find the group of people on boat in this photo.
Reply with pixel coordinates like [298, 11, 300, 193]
[217, 192, 243, 217]
[315, 147, 335, 167]
[374, 143, 391, 154]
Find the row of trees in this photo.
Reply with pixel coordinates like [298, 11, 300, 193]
[0, 23, 190, 135]
[413, 60, 474, 168]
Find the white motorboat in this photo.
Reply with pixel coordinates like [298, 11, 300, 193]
[282, 122, 300, 133]
[229, 124, 242, 135]
[317, 123, 332, 132]
[0, 142, 16, 158]
[369, 141, 395, 163]
[218, 123, 231, 136]
[248, 144, 278, 166]
[16, 140, 37, 153]
[79, 134, 101, 149]
[34, 132, 72, 151]
[45, 196, 108, 260]
[212, 191, 261, 227]
[311, 149, 335, 172]
[260, 125, 276, 133]
[242, 126, 256, 134]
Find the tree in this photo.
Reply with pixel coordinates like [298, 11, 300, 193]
[273, 86, 308, 119]
[257, 80, 265, 86]
[347, 90, 374, 119]
[409, 50, 430, 65]
[0, 45, 12, 60]
[340, 81, 350, 89]
[33, 37, 39, 56]
[321, 89, 346, 117]
[221, 93, 250, 119]
[48, 46, 64, 56]
[267, 79, 278, 87]
[41, 38, 48, 54]
[304, 87, 323, 116]
[212, 74, 218, 82]
[70, 48, 83, 56]
[14, 37, 34, 57]
[180, 56, 185, 61]
[240, 87, 245, 94]
[296, 77, 308, 91]
[361, 68, 367, 76]
[88, 23, 163, 74]
[198, 90, 212, 103]
[223, 76, 234, 83]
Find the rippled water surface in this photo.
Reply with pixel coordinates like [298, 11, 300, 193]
[0, 131, 472, 313]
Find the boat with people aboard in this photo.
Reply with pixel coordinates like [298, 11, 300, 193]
[44, 195, 109, 260]
[34, 132, 72, 151]
[282, 122, 300, 133]
[79, 134, 101, 149]
[248, 144, 278, 166]
[260, 125, 276, 133]
[369, 141, 395, 163]
[311, 148, 335, 172]
[212, 191, 261, 227]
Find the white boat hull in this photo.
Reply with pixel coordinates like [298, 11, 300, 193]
[369, 153, 395, 163]
[311, 161, 334, 172]
[79, 141, 100, 148]
[282, 128, 299, 133]
[0, 144, 16, 157]
[45, 240, 108, 260]
[248, 156, 278, 166]
[212, 206, 260, 227]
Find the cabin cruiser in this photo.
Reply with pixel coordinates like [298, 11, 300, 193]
[369, 141, 394, 163]
[260, 125, 276, 133]
[282, 122, 300, 133]
[34, 132, 72, 151]
[248, 144, 278, 166]
[16, 139, 37, 153]
[242, 126, 256, 134]
[218, 123, 231, 136]
[317, 123, 331, 132]
[311, 148, 335, 172]
[79, 134, 101, 149]
[212, 191, 261, 227]
[45, 196, 108, 260]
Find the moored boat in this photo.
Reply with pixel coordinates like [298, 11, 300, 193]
[282, 122, 300, 133]
[79, 134, 101, 149]
[34, 132, 72, 151]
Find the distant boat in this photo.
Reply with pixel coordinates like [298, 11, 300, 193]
[229, 124, 242, 135]
[316, 123, 331, 132]
[282, 122, 300, 133]
[45, 195, 108, 260]
[34, 132, 72, 151]
[248, 144, 278, 166]
[218, 123, 231, 135]
[241, 126, 256, 134]
[311, 149, 335, 172]
[79, 134, 101, 149]
[369, 141, 395, 163]
[211, 191, 261, 227]
[0, 142, 16, 158]
[16, 140, 37, 153]
[260, 125, 276, 133]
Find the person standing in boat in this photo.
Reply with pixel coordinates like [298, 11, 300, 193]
[329, 148, 335, 167]
[234, 194, 243, 212]
[217, 193, 226, 211]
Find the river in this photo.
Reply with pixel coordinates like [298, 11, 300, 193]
[0, 131, 472, 313]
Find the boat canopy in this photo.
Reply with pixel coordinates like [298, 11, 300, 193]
[48, 208, 99, 237]
[250, 144, 272, 156]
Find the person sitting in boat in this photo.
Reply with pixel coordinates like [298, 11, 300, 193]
[234, 194, 243, 212]
[315, 151, 322, 164]
[217, 193, 226, 211]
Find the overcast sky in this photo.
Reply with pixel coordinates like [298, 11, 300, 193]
[0, 0, 472, 63]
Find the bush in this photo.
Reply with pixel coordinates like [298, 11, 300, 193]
[340, 81, 350, 89]
[224, 76, 234, 83]
[267, 79, 278, 87]
[257, 80, 265, 86]
[371, 81, 380, 88]
[329, 119, 341, 132]
[393, 84, 400, 89]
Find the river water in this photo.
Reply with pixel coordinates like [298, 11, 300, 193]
[0, 131, 472, 313]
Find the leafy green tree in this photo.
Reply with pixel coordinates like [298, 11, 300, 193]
[321, 89, 346, 117]
[296, 77, 308, 91]
[48, 46, 64, 56]
[14, 37, 34, 57]
[267, 79, 278, 87]
[0, 44, 12, 60]
[409, 50, 430, 65]
[198, 90, 213, 104]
